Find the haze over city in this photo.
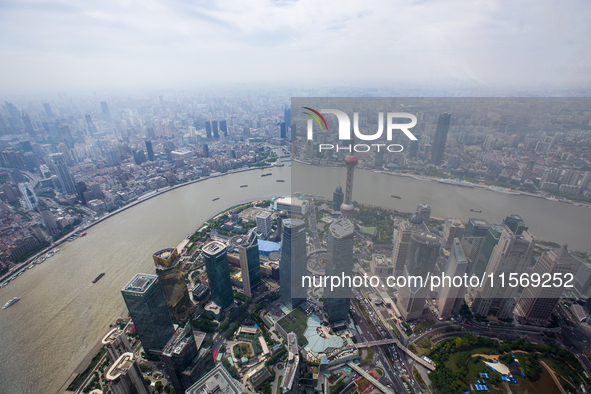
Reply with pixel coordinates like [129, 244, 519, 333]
[1, 0, 591, 95]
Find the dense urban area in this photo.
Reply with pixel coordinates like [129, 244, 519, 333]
[2, 95, 591, 394]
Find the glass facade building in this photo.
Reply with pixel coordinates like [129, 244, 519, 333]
[280, 219, 307, 309]
[121, 274, 175, 354]
[202, 241, 234, 309]
[324, 219, 355, 323]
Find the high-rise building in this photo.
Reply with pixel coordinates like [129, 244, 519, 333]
[85, 114, 98, 135]
[18, 182, 37, 210]
[332, 184, 344, 212]
[407, 137, 419, 158]
[144, 140, 154, 161]
[280, 219, 307, 309]
[464, 218, 490, 238]
[102, 328, 132, 363]
[340, 143, 358, 218]
[153, 248, 195, 323]
[220, 120, 228, 137]
[202, 241, 234, 309]
[43, 103, 54, 119]
[471, 226, 535, 319]
[21, 111, 36, 138]
[161, 323, 199, 394]
[324, 219, 355, 324]
[205, 121, 212, 139]
[443, 218, 465, 251]
[101, 101, 110, 122]
[284, 108, 291, 127]
[280, 122, 287, 139]
[202, 144, 209, 158]
[48, 153, 76, 193]
[471, 223, 507, 279]
[121, 274, 175, 354]
[106, 353, 150, 394]
[397, 230, 442, 321]
[515, 245, 575, 325]
[502, 214, 528, 235]
[392, 213, 428, 276]
[256, 210, 273, 239]
[237, 230, 262, 298]
[185, 364, 246, 394]
[417, 203, 431, 224]
[437, 238, 468, 319]
[430, 113, 451, 165]
[212, 121, 219, 138]
[460, 218, 490, 275]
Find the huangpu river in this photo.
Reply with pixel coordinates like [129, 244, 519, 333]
[0, 162, 590, 394]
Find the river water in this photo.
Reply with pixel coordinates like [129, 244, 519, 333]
[0, 162, 589, 394]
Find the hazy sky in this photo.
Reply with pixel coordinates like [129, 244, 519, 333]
[1, 0, 590, 94]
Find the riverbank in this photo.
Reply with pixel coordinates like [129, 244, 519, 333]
[0, 162, 282, 290]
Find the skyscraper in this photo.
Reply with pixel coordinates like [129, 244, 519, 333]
[471, 223, 507, 279]
[515, 245, 575, 325]
[220, 120, 228, 137]
[21, 111, 36, 138]
[340, 142, 358, 218]
[460, 218, 490, 274]
[392, 213, 428, 276]
[237, 230, 262, 298]
[101, 101, 111, 122]
[332, 184, 344, 212]
[106, 353, 151, 394]
[437, 238, 468, 319]
[205, 121, 212, 139]
[397, 229, 442, 321]
[280, 219, 307, 309]
[280, 123, 287, 139]
[121, 274, 175, 354]
[161, 323, 199, 394]
[145, 140, 154, 161]
[202, 241, 234, 309]
[48, 153, 76, 193]
[102, 328, 132, 363]
[43, 103, 54, 119]
[202, 144, 209, 158]
[416, 203, 431, 224]
[443, 218, 465, 251]
[430, 113, 451, 165]
[153, 248, 195, 323]
[471, 225, 535, 319]
[256, 210, 273, 239]
[212, 121, 219, 138]
[284, 107, 291, 127]
[85, 114, 98, 135]
[324, 219, 355, 324]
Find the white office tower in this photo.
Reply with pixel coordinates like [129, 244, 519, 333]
[106, 353, 150, 394]
[256, 210, 273, 239]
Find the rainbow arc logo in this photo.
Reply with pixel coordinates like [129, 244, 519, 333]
[302, 107, 328, 132]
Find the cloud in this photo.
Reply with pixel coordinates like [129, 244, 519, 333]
[0, 0, 590, 93]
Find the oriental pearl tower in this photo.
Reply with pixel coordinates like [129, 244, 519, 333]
[340, 137, 358, 218]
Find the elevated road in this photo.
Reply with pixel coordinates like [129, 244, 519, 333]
[355, 339, 435, 371]
[347, 362, 395, 394]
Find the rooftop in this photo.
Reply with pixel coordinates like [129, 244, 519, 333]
[122, 274, 156, 293]
[185, 364, 245, 394]
[203, 241, 226, 256]
[106, 353, 136, 381]
[256, 210, 272, 219]
[329, 218, 355, 238]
